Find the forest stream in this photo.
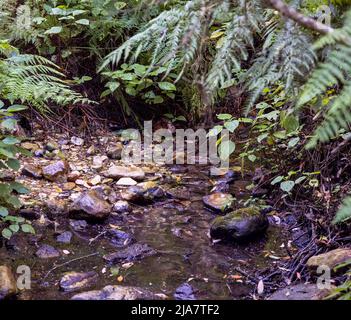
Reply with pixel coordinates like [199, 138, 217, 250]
[0, 130, 296, 300]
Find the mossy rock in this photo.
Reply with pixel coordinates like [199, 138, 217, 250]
[210, 207, 269, 242]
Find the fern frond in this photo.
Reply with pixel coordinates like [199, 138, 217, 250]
[333, 196, 351, 224]
[0, 53, 93, 112]
[298, 9, 351, 147]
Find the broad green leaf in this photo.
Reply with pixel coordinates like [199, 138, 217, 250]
[1, 118, 17, 130]
[219, 140, 235, 161]
[9, 224, 19, 233]
[280, 180, 295, 193]
[4, 215, 25, 223]
[6, 159, 20, 171]
[158, 82, 176, 91]
[288, 137, 300, 148]
[1, 228, 12, 239]
[248, 154, 257, 162]
[271, 176, 283, 185]
[115, 2, 127, 10]
[0, 206, 8, 217]
[10, 182, 29, 194]
[44, 26, 63, 34]
[208, 125, 223, 137]
[107, 82, 120, 92]
[21, 224, 35, 234]
[2, 136, 20, 145]
[0, 147, 15, 158]
[217, 114, 232, 120]
[76, 19, 90, 25]
[295, 176, 306, 184]
[6, 105, 27, 112]
[7, 195, 22, 208]
[224, 120, 239, 133]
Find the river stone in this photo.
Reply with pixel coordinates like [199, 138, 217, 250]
[306, 248, 351, 272]
[69, 219, 88, 231]
[0, 266, 17, 300]
[45, 141, 59, 151]
[121, 186, 146, 203]
[107, 229, 135, 247]
[92, 155, 108, 169]
[22, 164, 43, 179]
[106, 166, 145, 181]
[268, 283, 333, 300]
[69, 190, 111, 221]
[103, 243, 157, 264]
[203, 192, 234, 212]
[71, 285, 167, 300]
[86, 145, 96, 155]
[21, 142, 39, 151]
[116, 177, 137, 186]
[210, 207, 269, 242]
[42, 160, 69, 182]
[71, 136, 84, 146]
[112, 200, 131, 213]
[56, 231, 73, 244]
[89, 175, 101, 186]
[60, 271, 98, 293]
[174, 283, 196, 300]
[34, 149, 45, 157]
[35, 244, 60, 259]
[107, 143, 123, 159]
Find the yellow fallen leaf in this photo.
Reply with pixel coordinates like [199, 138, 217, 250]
[117, 275, 124, 282]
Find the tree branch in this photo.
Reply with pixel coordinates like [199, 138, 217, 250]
[268, 0, 334, 34]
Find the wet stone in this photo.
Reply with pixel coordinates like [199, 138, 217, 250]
[45, 141, 59, 151]
[112, 200, 131, 214]
[0, 266, 17, 300]
[103, 243, 157, 264]
[71, 136, 84, 146]
[306, 248, 351, 272]
[69, 190, 111, 221]
[34, 149, 45, 157]
[107, 229, 135, 247]
[174, 283, 196, 300]
[210, 207, 269, 242]
[106, 166, 145, 181]
[107, 143, 123, 160]
[121, 186, 146, 203]
[69, 219, 88, 231]
[60, 271, 98, 292]
[203, 192, 234, 212]
[116, 177, 137, 186]
[268, 284, 333, 300]
[42, 161, 69, 182]
[56, 231, 73, 244]
[22, 164, 43, 179]
[35, 244, 60, 259]
[71, 285, 166, 300]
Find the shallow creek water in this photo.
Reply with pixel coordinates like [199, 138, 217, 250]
[0, 164, 288, 300]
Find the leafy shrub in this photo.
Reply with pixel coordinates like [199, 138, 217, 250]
[0, 100, 34, 239]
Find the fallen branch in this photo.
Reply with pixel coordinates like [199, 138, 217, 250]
[42, 252, 99, 281]
[267, 0, 334, 34]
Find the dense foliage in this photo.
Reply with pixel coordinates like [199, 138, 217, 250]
[1, 0, 351, 299]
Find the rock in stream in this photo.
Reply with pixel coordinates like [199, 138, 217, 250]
[210, 207, 269, 242]
[71, 285, 167, 300]
[103, 243, 157, 264]
[69, 190, 111, 221]
[60, 271, 98, 292]
[0, 266, 17, 300]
